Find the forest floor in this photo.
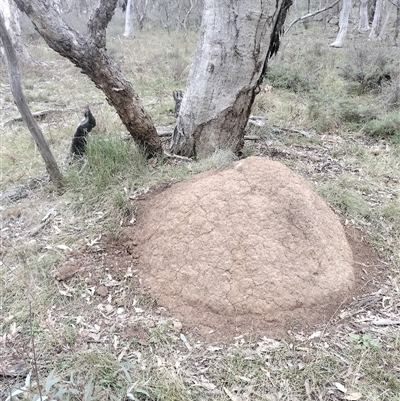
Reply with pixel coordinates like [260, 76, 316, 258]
[1, 12, 400, 401]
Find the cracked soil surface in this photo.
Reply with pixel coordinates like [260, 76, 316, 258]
[127, 156, 356, 339]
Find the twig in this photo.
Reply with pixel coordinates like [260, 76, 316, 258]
[163, 151, 192, 162]
[244, 135, 260, 140]
[285, 0, 341, 34]
[28, 295, 43, 400]
[387, 0, 400, 8]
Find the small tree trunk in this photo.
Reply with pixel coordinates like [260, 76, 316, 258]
[358, 0, 370, 31]
[14, 0, 162, 157]
[170, 0, 292, 158]
[369, 0, 383, 39]
[0, 13, 62, 188]
[123, 0, 133, 37]
[330, 0, 352, 47]
[395, 0, 400, 45]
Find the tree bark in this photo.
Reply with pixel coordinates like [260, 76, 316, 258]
[170, 0, 292, 158]
[0, 12, 62, 188]
[358, 0, 370, 31]
[0, 0, 31, 63]
[330, 0, 352, 47]
[13, 0, 162, 157]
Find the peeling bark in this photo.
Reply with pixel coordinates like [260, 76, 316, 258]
[170, 0, 292, 158]
[13, 0, 162, 157]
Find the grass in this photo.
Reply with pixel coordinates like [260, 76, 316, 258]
[1, 9, 400, 401]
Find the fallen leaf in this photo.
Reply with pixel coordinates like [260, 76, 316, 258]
[95, 285, 108, 297]
[308, 330, 322, 339]
[56, 244, 72, 251]
[105, 304, 114, 314]
[334, 382, 347, 393]
[173, 320, 183, 332]
[180, 333, 192, 351]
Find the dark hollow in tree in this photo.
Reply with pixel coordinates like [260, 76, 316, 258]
[70, 106, 96, 156]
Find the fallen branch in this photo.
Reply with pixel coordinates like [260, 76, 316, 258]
[4, 102, 103, 125]
[285, 0, 341, 34]
[272, 125, 313, 138]
[157, 125, 174, 137]
[163, 151, 192, 162]
[244, 135, 260, 140]
[4, 108, 74, 125]
[0, 177, 43, 203]
[372, 318, 400, 326]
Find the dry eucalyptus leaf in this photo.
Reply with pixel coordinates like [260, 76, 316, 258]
[334, 382, 347, 393]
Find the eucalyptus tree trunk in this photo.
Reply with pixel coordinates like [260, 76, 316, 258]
[123, 0, 133, 37]
[330, 0, 352, 47]
[13, 0, 162, 157]
[395, 0, 400, 45]
[358, 0, 370, 31]
[369, 0, 383, 39]
[170, 0, 292, 158]
[377, 2, 394, 40]
[0, 0, 31, 63]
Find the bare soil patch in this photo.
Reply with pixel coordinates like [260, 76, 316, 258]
[119, 156, 370, 341]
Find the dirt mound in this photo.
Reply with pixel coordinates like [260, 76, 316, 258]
[130, 156, 355, 339]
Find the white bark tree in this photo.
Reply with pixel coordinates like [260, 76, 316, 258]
[330, 0, 352, 47]
[377, 1, 394, 40]
[0, 0, 31, 63]
[170, 0, 292, 158]
[358, 0, 370, 31]
[123, 0, 133, 37]
[369, 0, 383, 39]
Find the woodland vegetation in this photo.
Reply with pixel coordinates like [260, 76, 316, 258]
[1, 0, 400, 400]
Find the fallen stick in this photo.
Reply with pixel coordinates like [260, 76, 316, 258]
[272, 125, 313, 138]
[372, 319, 400, 326]
[4, 108, 74, 124]
[163, 151, 192, 162]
